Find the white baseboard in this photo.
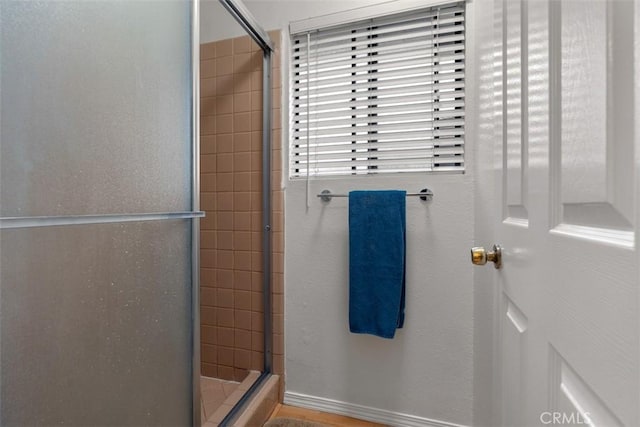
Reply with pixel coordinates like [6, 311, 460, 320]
[283, 391, 470, 427]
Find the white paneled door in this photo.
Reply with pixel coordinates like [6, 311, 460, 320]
[490, 0, 639, 425]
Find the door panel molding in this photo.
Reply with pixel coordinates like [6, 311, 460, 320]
[549, 0, 635, 248]
[549, 346, 623, 427]
[502, 0, 530, 225]
[500, 293, 528, 426]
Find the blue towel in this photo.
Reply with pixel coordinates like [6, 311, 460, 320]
[349, 190, 406, 339]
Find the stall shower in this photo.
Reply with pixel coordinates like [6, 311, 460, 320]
[197, 1, 285, 424]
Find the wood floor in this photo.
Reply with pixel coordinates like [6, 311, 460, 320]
[268, 404, 386, 427]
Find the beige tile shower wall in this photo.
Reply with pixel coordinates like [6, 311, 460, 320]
[200, 31, 284, 382]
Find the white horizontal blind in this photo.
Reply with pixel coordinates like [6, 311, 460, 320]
[290, 2, 466, 178]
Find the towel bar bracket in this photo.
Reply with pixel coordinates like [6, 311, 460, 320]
[418, 188, 433, 201]
[318, 188, 433, 203]
[319, 189, 332, 202]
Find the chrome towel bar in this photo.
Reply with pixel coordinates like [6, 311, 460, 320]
[318, 188, 433, 203]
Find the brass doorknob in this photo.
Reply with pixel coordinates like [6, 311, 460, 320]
[470, 245, 502, 269]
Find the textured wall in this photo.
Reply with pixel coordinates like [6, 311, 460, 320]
[285, 174, 474, 426]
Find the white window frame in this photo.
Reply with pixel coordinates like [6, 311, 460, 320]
[285, 0, 470, 180]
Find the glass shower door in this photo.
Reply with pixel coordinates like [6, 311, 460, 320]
[0, 1, 199, 425]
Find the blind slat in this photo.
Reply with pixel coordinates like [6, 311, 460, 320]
[297, 156, 464, 171]
[293, 122, 464, 138]
[295, 50, 464, 73]
[292, 17, 465, 51]
[294, 114, 466, 132]
[297, 87, 465, 109]
[294, 147, 465, 162]
[297, 109, 464, 131]
[295, 93, 464, 113]
[293, 41, 464, 68]
[290, 2, 465, 178]
[294, 98, 465, 119]
[294, 127, 465, 144]
[295, 137, 465, 151]
[295, 60, 465, 86]
[294, 31, 465, 59]
[305, 163, 465, 176]
[295, 74, 465, 99]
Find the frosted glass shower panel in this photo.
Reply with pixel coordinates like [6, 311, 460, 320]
[0, 221, 193, 426]
[0, 0, 192, 216]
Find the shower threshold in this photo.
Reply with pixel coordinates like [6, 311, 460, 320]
[201, 371, 261, 425]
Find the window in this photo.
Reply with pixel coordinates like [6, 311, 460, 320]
[289, 2, 466, 178]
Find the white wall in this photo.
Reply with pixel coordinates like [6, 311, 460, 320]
[285, 175, 474, 426]
[201, 1, 476, 425]
[200, 0, 245, 43]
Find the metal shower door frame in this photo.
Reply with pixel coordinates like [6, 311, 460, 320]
[192, 1, 274, 425]
[191, 1, 202, 425]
